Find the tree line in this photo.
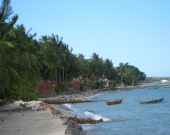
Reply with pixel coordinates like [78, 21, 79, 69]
[0, 0, 146, 100]
[141, 77, 170, 83]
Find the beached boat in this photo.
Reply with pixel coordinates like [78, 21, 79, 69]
[106, 98, 123, 105]
[139, 98, 164, 104]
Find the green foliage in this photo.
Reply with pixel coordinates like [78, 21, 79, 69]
[92, 81, 104, 89]
[99, 81, 104, 89]
[84, 81, 93, 90]
[67, 82, 74, 88]
[55, 83, 67, 94]
[18, 84, 38, 101]
[9, 84, 19, 99]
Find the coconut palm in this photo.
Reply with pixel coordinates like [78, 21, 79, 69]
[0, 0, 20, 97]
[116, 63, 126, 85]
[104, 59, 114, 80]
[88, 53, 100, 82]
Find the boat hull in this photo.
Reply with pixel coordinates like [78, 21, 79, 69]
[106, 98, 123, 105]
[139, 98, 164, 104]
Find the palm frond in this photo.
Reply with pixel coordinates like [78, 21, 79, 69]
[0, 0, 13, 22]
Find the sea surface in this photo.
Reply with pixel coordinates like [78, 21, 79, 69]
[63, 83, 170, 135]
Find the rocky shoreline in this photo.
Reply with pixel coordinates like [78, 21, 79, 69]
[0, 85, 157, 135]
[38, 89, 112, 104]
[38, 84, 154, 104]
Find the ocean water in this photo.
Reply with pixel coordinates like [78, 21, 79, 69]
[63, 85, 170, 135]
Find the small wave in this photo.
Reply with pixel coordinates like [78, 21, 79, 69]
[84, 111, 112, 122]
[63, 103, 72, 109]
[63, 103, 77, 111]
[85, 93, 103, 99]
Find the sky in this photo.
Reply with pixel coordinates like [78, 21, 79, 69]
[11, 0, 170, 77]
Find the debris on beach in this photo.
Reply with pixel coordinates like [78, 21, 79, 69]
[16, 101, 52, 111]
[0, 99, 15, 106]
[0, 101, 53, 112]
[68, 115, 103, 124]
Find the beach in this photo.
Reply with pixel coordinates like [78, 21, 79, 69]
[0, 89, 107, 135]
[0, 86, 152, 135]
[0, 101, 70, 135]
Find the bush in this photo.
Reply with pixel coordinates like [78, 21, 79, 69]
[38, 80, 56, 97]
[7, 85, 19, 100]
[73, 80, 82, 89]
[55, 83, 67, 94]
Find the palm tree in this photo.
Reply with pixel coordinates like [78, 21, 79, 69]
[0, 0, 41, 100]
[104, 59, 114, 80]
[11, 24, 41, 100]
[0, 0, 20, 97]
[39, 34, 61, 82]
[116, 63, 126, 86]
[88, 53, 100, 82]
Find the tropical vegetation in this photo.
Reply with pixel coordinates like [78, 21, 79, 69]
[0, 0, 146, 101]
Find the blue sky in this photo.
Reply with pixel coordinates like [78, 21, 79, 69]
[11, 0, 170, 77]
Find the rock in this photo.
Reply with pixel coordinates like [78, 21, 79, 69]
[63, 121, 68, 125]
[79, 131, 89, 135]
[65, 127, 73, 134]
[99, 118, 103, 123]
[72, 128, 81, 135]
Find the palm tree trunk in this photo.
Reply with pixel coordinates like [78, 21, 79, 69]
[66, 69, 67, 82]
[56, 68, 58, 84]
[59, 69, 61, 82]
[62, 68, 64, 83]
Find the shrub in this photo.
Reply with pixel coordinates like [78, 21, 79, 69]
[8, 85, 19, 100]
[38, 80, 56, 97]
[73, 80, 81, 89]
[55, 83, 67, 94]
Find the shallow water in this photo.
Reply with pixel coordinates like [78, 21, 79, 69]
[64, 85, 170, 135]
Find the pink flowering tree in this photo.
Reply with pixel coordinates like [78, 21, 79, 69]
[73, 80, 84, 91]
[73, 80, 81, 89]
[38, 80, 56, 97]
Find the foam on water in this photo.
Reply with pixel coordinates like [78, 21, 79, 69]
[84, 111, 112, 121]
[63, 103, 77, 111]
[85, 93, 102, 99]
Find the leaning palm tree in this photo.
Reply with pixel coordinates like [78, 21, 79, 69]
[0, 0, 20, 97]
[0, 0, 41, 100]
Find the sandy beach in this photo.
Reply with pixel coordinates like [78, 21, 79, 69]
[0, 89, 107, 135]
[0, 101, 70, 135]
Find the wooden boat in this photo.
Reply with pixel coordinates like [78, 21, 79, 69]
[139, 98, 164, 104]
[106, 98, 123, 105]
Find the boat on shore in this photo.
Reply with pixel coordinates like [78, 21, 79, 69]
[106, 98, 123, 105]
[139, 98, 164, 104]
